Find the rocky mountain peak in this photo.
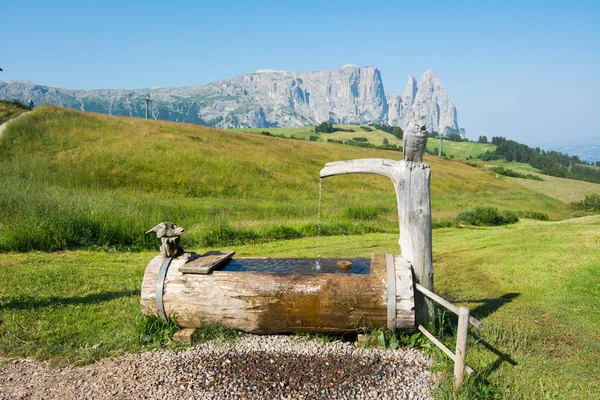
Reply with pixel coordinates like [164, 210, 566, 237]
[387, 71, 458, 134]
[0, 65, 460, 133]
[412, 71, 458, 134]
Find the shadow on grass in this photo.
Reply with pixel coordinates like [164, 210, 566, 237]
[462, 293, 521, 373]
[0, 290, 137, 310]
[477, 337, 518, 374]
[432, 292, 521, 397]
[460, 292, 520, 320]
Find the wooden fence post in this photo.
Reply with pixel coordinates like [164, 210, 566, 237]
[454, 306, 470, 387]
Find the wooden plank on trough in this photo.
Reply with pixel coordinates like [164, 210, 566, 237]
[180, 250, 235, 274]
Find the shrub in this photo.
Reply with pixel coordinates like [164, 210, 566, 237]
[571, 194, 600, 212]
[6, 99, 28, 109]
[352, 137, 368, 142]
[491, 166, 543, 181]
[315, 121, 334, 133]
[456, 207, 519, 226]
[517, 210, 549, 220]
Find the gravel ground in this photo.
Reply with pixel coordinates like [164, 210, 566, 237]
[0, 335, 434, 399]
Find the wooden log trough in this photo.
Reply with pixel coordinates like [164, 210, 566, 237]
[141, 155, 434, 334]
[141, 252, 416, 334]
[140, 128, 484, 385]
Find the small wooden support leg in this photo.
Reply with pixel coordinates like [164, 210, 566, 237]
[173, 328, 197, 345]
[453, 306, 470, 388]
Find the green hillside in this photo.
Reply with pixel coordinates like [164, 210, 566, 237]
[0, 105, 586, 251]
[1, 104, 599, 398]
[0, 100, 28, 125]
[1, 217, 598, 398]
[232, 124, 404, 147]
[426, 139, 494, 160]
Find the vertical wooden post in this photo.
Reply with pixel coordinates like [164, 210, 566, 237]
[454, 306, 470, 388]
[397, 162, 434, 327]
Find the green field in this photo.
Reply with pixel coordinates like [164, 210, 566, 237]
[0, 105, 585, 252]
[0, 100, 28, 125]
[232, 124, 404, 146]
[1, 217, 598, 398]
[501, 171, 600, 203]
[426, 139, 494, 160]
[1, 104, 600, 398]
[487, 160, 543, 173]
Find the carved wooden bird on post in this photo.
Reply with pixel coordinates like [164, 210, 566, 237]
[403, 120, 428, 163]
[146, 222, 185, 258]
[146, 222, 184, 238]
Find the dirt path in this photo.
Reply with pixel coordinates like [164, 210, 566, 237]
[0, 335, 435, 400]
[0, 111, 31, 137]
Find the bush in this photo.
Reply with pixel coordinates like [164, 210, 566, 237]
[456, 207, 519, 226]
[491, 166, 543, 181]
[352, 137, 368, 142]
[391, 127, 403, 139]
[571, 194, 600, 212]
[315, 121, 334, 133]
[516, 210, 549, 220]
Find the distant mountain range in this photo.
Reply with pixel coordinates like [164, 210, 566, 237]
[0, 66, 461, 133]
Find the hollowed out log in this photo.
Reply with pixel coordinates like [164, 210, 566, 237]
[140, 253, 415, 334]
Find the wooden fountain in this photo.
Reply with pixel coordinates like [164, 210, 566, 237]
[140, 120, 435, 334]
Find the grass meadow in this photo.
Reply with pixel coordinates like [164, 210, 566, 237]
[1, 217, 598, 398]
[232, 124, 404, 146]
[1, 104, 599, 399]
[0, 106, 581, 252]
[0, 100, 28, 125]
[426, 139, 494, 160]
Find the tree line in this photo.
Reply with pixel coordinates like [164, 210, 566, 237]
[479, 136, 600, 183]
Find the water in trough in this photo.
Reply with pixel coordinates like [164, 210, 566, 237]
[221, 179, 372, 274]
[221, 257, 371, 274]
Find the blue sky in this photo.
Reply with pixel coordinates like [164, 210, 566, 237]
[1, 0, 598, 148]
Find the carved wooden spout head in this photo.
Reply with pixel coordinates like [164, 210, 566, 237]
[403, 120, 428, 163]
[146, 222, 184, 239]
[146, 222, 185, 258]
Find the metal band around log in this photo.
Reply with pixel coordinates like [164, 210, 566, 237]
[386, 254, 396, 331]
[155, 257, 173, 322]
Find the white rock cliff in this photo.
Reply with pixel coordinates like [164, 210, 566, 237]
[0, 66, 460, 133]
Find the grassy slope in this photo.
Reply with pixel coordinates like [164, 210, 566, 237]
[0, 100, 28, 125]
[487, 160, 542, 173]
[426, 139, 494, 159]
[0, 106, 577, 252]
[1, 216, 598, 398]
[502, 172, 600, 203]
[232, 124, 404, 146]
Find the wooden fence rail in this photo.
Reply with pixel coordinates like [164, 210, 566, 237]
[414, 284, 482, 387]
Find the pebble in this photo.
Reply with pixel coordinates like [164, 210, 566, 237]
[0, 335, 434, 399]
